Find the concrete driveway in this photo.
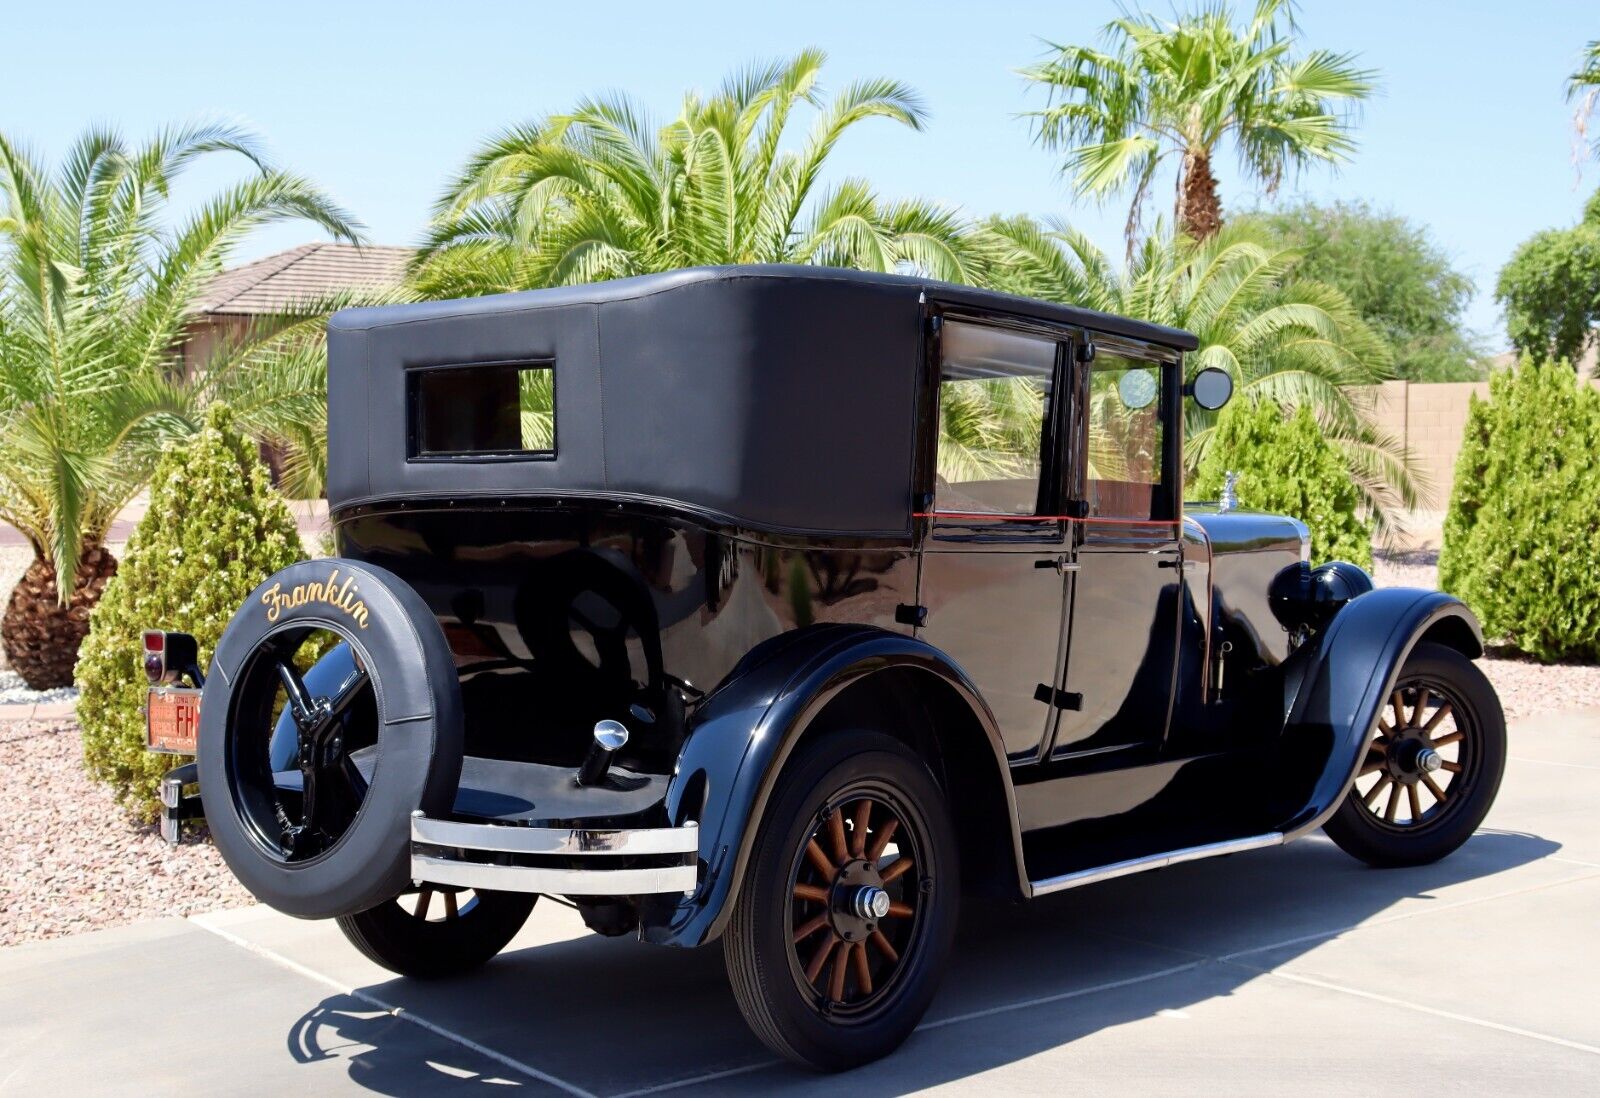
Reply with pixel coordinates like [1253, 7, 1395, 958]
[4, 710, 1599, 1096]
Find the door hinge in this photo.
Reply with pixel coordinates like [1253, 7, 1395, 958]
[1034, 683, 1083, 711]
[895, 603, 928, 628]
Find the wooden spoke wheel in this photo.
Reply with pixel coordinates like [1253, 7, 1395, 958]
[724, 731, 959, 1071]
[1324, 643, 1506, 868]
[786, 787, 924, 1015]
[1353, 679, 1473, 833]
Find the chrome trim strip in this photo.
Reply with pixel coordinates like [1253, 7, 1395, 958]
[411, 854, 697, 896]
[1028, 832, 1284, 897]
[412, 815, 698, 856]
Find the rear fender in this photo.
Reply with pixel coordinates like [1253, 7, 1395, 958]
[643, 624, 1023, 947]
[1276, 587, 1484, 838]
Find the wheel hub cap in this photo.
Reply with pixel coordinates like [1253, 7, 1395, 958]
[850, 885, 891, 921]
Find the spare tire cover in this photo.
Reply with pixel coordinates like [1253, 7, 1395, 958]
[198, 559, 463, 919]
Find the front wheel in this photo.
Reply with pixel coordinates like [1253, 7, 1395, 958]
[336, 887, 536, 979]
[723, 732, 958, 1072]
[1323, 642, 1506, 867]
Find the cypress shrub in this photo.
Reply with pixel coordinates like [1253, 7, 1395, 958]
[1439, 360, 1600, 662]
[77, 405, 309, 819]
[1193, 398, 1373, 568]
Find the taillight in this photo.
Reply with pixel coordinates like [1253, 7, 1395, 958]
[141, 631, 201, 686]
[143, 631, 167, 683]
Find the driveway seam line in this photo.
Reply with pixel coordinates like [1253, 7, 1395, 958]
[189, 914, 598, 1098]
[1240, 965, 1600, 1056]
[609, 1060, 778, 1097]
[1076, 864, 1600, 967]
[917, 961, 1207, 1031]
[1216, 867, 1600, 961]
[1508, 755, 1600, 771]
[609, 960, 1212, 1095]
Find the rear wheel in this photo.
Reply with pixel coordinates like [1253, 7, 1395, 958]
[1323, 643, 1506, 867]
[723, 732, 958, 1071]
[337, 888, 536, 979]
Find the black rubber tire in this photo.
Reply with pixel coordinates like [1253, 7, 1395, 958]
[723, 732, 958, 1072]
[1323, 643, 1506, 868]
[337, 890, 536, 979]
[199, 559, 464, 919]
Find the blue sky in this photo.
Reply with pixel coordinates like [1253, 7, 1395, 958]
[5, 0, 1598, 348]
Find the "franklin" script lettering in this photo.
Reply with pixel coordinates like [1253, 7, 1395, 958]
[260, 569, 370, 629]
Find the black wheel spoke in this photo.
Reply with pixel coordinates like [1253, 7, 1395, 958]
[249, 638, 377, 864]
[276, 661, 318, 732]
[338, 753, 369, 801]
[327, 664, 370, 721]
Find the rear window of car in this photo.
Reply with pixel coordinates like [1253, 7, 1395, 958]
[408, 361, 554, 459]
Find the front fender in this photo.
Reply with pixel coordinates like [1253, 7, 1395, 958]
[642, 624, 1020, 947]
[1277, 587, 1484, 838]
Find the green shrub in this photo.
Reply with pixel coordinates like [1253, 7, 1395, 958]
[77, 405, 308, 819]
[1439, 360, 1600, 662]
[1192, 398, 1373, 569]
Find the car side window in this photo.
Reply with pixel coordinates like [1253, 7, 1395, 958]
[1085, 353, 1165, 519]
[934, 321, 1056, 516]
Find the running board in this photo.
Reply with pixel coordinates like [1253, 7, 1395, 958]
[1028, 832, 1284, 898]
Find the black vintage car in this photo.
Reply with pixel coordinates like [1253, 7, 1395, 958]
[143, 265, 1505, 1071]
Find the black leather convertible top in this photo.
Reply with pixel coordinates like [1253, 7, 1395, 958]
[326, 265, 1197, 536]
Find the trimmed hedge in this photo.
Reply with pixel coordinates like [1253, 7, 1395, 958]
[77, 406, 309, 819]
[1439, 360, 1600, 662]
[1193, 398, 1373, 568]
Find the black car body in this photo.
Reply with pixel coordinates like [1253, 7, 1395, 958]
[151, 265, 1504, 1070]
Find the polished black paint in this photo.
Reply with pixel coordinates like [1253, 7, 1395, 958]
[303, 267, 1494, 947]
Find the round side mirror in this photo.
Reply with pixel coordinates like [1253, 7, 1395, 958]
[1188, 367, 1234, 411]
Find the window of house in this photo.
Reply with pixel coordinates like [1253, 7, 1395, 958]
[409, 361, 554, 458]
[1084, 354, 1165, 518]
[934, 321, 1056, 515]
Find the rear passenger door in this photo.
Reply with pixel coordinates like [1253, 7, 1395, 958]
[916, 318, 1071, 763]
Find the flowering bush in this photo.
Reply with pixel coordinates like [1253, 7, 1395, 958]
[77, 405, 309, 818]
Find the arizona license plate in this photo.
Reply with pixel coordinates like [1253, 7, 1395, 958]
[146, 687, 201, 754]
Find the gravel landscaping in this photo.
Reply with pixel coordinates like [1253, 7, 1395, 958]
[1373, 551, 1600, 721]
[0, 719, 252, 947]
[0, 546, 1595, 949]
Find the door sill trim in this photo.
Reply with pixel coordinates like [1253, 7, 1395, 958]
[1028, 832, 1284, 897]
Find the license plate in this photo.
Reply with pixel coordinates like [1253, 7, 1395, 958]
[146, 687, 201, 754]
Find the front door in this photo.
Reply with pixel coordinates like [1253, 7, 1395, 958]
[917, 318, 1069, 763]
[1051, 346, 1182, 758]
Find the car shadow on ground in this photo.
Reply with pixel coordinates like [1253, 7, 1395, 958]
[287, 829, 1560, 1096]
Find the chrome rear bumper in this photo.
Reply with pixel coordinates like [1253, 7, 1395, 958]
[409, 812, 699, 895]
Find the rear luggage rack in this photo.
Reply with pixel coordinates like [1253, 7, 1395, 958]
[410, 812, 700, 895]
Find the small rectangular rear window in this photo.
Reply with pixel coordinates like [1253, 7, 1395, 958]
[408, 361, 554, 458]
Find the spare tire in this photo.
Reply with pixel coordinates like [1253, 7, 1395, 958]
[198, 558, 463, 919]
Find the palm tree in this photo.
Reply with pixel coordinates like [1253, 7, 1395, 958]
[1020, 0, 1374, 248]
[414, 50, 978, 298]
[0, 123, 361, 686]
[979, 217, 1422, 539]
[1570, 39, 1600, 165]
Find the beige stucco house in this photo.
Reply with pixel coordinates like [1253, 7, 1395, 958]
[180, 243, 414, 370]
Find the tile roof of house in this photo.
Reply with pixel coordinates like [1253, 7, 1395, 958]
[194, 243, 414, 315]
